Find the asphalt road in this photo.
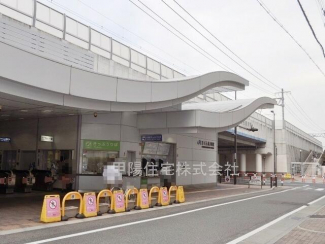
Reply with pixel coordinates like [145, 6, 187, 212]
[2, 184, 325, 244]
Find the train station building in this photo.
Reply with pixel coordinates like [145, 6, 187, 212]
[0, 1, 323, 193]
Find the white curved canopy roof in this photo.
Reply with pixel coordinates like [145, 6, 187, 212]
[182, 97, 276, 112]
[0, 41, 249, 112]
[138, 97, 277, 132]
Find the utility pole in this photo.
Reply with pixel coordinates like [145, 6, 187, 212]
[274, 89, 290, 130]
[281, 88, 285, 129]
[233, 91, 238, 184]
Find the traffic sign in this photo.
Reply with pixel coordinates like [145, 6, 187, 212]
[225, 176, 230, 183]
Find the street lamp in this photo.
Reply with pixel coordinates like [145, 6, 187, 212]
[271, 110, 276, 174]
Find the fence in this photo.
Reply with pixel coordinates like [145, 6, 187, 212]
[0, 0, 184, 79]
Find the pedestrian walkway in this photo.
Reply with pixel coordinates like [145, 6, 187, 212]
[0, 184, 269, 232]
[275, 205, 325, 244]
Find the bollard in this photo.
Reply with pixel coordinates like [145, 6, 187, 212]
[149, 186, 160, 208]
[125, 188, 139, 211]
[312, 176, 316, 184]
[275, 176, 278, 187]
[168, 186, 178, 205]
[270, 176, 273, 188]
[96, 189, 112, 216]
[61, 192, 84, 221]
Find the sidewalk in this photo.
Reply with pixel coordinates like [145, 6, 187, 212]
[275, 206, 325, 244]
[0, 183, 271, 231]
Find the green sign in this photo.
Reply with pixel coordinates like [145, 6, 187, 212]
[83, 140, 120, 151]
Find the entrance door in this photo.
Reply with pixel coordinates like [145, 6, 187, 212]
[20, 151, 36, 170]
[2, 150, 17, 170]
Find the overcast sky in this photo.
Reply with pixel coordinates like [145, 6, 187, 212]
[41, 0, 325, 145]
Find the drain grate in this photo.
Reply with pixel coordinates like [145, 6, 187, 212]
[309, 215, 325, 218]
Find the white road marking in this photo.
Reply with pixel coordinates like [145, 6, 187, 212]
[25, 187, 300, 244]
[308, 195, 325, 205]
[315, 188, 324, 191]
[227, 194, 325, 244]
[186, 187, 246, 194]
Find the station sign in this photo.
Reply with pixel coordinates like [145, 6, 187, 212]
[141, 134, 162, 142]
[197, 139, 215, 149]
[0, 137, 11, 143]
[41, 135, 53, 142]
[83, 140, 120, 151]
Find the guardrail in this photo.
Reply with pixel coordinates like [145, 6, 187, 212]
[0, 0, 184, 80]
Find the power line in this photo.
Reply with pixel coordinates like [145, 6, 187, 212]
[172, 0, 281, 91]
[162, 0, 281, 92]
[285, 105, 319, 132]
[297, 0, 325, 58]
[287, 93, 324, 131]
[314, 0, 325, 27]
[77, 0, 202, 75]
[46, 0, 195, 75]
[131, 0, 275, 95]
[256, 0, 325, 78]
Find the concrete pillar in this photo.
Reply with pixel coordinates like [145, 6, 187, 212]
[240, 154, 246, 174]
[256, 154, 262, 174]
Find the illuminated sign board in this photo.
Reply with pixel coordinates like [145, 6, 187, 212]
[141, 134, 162, 142]
[0, 137, 11, 142]
[41, 135, 54, 142]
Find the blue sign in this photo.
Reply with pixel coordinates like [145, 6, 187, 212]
[141, 134, 162, 142]
[0, 137, 11, 143]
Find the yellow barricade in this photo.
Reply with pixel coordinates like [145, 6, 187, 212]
[176, 186, 185, 203]
[149, 186, 160, 208]
[137, 189, 149, 209]
[125, 188, 139, 211]
[97, 189, 112, 215]
[169, 186, 178, 205]
[108, 190, 125, 214]
[159, 187, 169, 206]
[40, 195, 61, 223]
[82, 192, 97, 218]
[61, 191, 84, 221]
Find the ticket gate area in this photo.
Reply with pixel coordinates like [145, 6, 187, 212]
[32, 170, 54, 191]
[0, 170, 16, 193]
[13, 170, 36, 193]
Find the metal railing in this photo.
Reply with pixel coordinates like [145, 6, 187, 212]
[0, 0, 184, 80]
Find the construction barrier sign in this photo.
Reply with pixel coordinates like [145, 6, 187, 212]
[110, 190, 125, 213]
[82, 192, 97, 218]
[160, 187, 169, 206]
[138, 189, 149, 209]
[176, 186, 185, 203]
[40, 195, 61, 223]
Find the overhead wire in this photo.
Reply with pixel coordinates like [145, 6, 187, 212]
[131, 0, 275, 95]
[129, 0, 233, 72]
[45, 0, 196, 75]
[77, 0, 202, 74]
[285, 105, 319, 131]
[314, 0, 325, 27]
[287, 93, 324, 131]
[297, 0, 325, 58]
[256, 0, 325, 78]
[164, 0, 281, 92]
